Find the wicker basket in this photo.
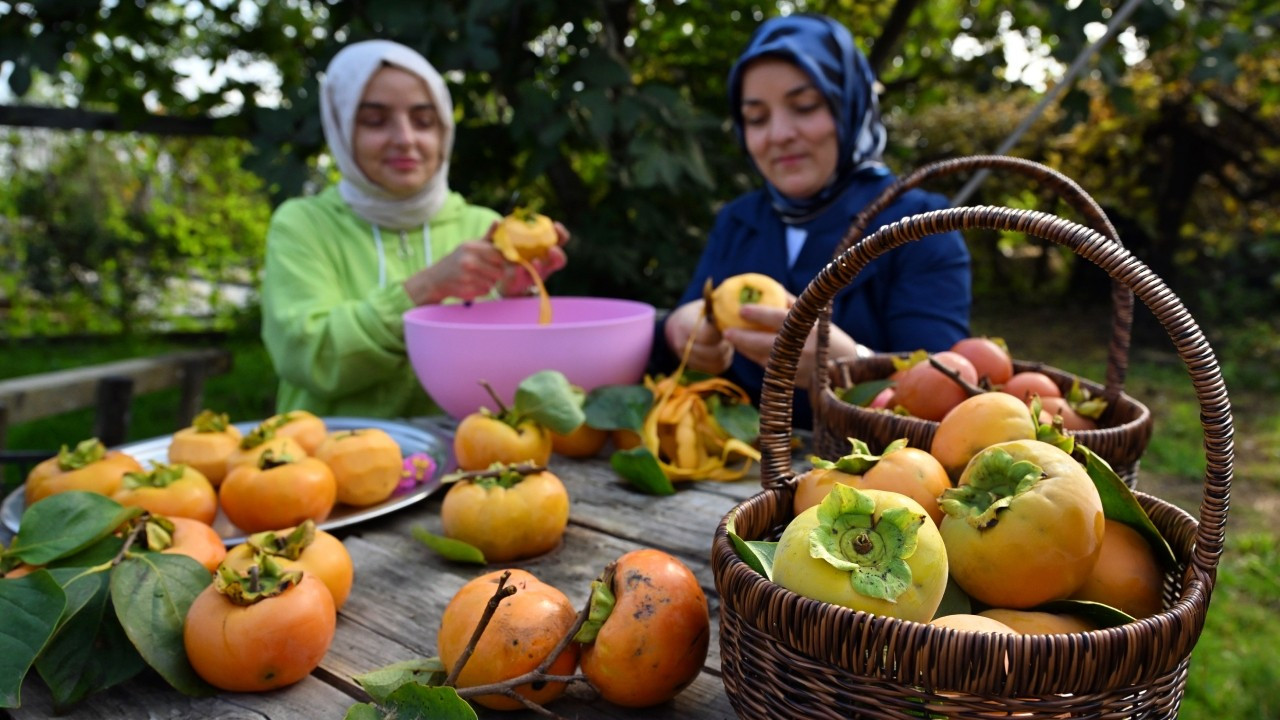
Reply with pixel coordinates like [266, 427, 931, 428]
[811, 156, 1152, 486]
[712, 205, 1232, 719]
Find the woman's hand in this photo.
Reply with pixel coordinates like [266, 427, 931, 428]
[665, 300, 733, 375]
[723, 298, 860, 390]
[403, 240, 508, 305]
[497, 221, 570, 297]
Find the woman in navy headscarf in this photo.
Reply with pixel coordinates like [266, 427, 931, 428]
[661, 13, 971, 427]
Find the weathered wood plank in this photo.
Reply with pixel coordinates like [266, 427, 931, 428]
[0, 348, 232, 425]
[11, 671, 358, 719]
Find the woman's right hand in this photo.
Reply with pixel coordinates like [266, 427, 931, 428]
[403, 240, 509, 305]
[665, 300, 734, 375]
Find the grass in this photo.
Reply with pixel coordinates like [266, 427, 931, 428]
[3, 306, 1279, 718]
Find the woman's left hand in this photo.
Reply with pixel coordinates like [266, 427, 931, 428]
[724, 297, 859, 390]
[497, 221, 570, 297]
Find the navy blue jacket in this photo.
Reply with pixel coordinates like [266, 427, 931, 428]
[663, 170, 972, 427]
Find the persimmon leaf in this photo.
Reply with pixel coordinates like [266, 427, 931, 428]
[513, 370, 584, 435]
[9, 491, 141, 566]
[0, 570, 66, 709]
[728, 531, 776, 581]
[411, 528, 486, 565]
[110, 553, 214, 697]
[609, 448, 676, 495]
[583, 384, 653, 431]
[354, 657, 449, 704]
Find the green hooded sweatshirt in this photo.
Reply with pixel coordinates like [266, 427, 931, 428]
[260, 186, 500, 418]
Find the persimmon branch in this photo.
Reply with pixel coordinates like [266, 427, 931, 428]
[928, 355, 987, 397]
[446, 568, 603, 720]
[112, 512, 152, 565]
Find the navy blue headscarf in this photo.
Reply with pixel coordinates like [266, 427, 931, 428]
[728, 14, 888, 224]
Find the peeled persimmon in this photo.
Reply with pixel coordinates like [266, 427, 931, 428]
[437, 569, 579, 711]
[709, 273, 788, 332]
[25, 439, 143, 506]
[169, 410, 242, 485]
[263, 411, 328, 455]
[493, 207, 557, 324]
[316, 428, 403, 507]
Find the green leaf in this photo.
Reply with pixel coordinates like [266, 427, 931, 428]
[708, 395, 760, 444]
[728, 531, 776, 581]
[933, 576, 973, 619]
[838, 378, 895, 407]
[109, 554, 215, 697]
[36, 571, 145, 709]
[513, 370, 585, 435]
[1076, 445, 1178, 568]
[1036, 599, 1136, 630]
[353, 657, 448, 704]
[344, 704, 386, 720]
[9, 491, 142, 566]
[583, 384, 653, 431]
[410, 528, 487, 565]
[609, 448, 676, 496]
[382, 682, 479, 720]
[0, 570, 67, 709]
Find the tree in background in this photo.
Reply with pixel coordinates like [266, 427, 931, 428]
[0, 0, 1276, 330]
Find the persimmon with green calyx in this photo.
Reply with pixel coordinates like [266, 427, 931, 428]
[316, 427, 403, 507]
[168, 409, 242, 485]
[709, 272, 789, 332]
[792, 438, 950, 525]
[224, 424, 308, 476]
[437, 569, 580, 711]
[219, 451, 337, 533]
[183, 557, 336, 692]
[143, 515, 227, 572]
[772, 484, 949, 622]
[439, 462, 570, 562]
[112, 462, 219, 525]
[24, 438, 144, 506]
[939, 440, 1105, 609]
[453, 370, 585, 471]
[930, 392, 1038, 481]
[576, 549, 710, 708]
[261, 410, 328, 455]
[222, 520, 354, 610]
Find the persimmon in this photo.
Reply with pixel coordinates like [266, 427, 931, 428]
[112, 462, 219, 525]
[930, 392, 1037, 481]
[550, 422, 609, 458]
[1000, 371, 1061, 402]
[793, 439, 949, 525]
[893, 351, 978, 421]
[939, 440, 1105, 609]
[184, 559, 336, 692]
[454, 409, 552, 471]
[929, 614, 1017, 635]
[168, 410, 242, 486]
[611, 429, 643, 451]
[146, 515, 227, 572]
[224, 431, 308, 477]
[493, 207, 557, 262]
[223, 521, 354, 610]
[949, 337, 1014, 386]
[315, 428, 403, 507]
[977, 608, 1098, 635]
[25, 439, 143, 506]
[577, 549, 710, 708]
[1038, 395, 1098, 431]
[220, 453, 337, 533]
[262, 411, 328, 455]
[709, 273, 789, 332]
[440, 464, 569, 562]
[1069, 518, 1165, 618]
[437, 569, 580, 711]
[773, 485, 948, 623]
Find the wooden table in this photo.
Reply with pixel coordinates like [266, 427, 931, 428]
[4, 417, 785, 720]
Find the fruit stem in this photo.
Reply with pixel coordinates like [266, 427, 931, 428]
[444, 570, 519, 689]
[928, 355, 986, 397]
[478, 380, 511, 415]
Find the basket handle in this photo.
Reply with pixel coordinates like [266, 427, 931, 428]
[764, 206, 1231, 578]
[813, 156, 1134, 413]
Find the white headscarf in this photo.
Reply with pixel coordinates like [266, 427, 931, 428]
[320, 40, 454, 230]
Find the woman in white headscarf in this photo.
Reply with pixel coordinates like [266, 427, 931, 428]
[261, 40, 569, 418]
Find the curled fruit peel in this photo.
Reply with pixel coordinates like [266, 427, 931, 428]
[640, 373, 760, 482]
[809, 484, 924, 602]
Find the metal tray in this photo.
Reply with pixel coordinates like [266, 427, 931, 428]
[1, 416, 454, 546]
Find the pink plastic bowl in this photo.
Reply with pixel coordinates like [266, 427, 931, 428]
[403, 297, 656, 419]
